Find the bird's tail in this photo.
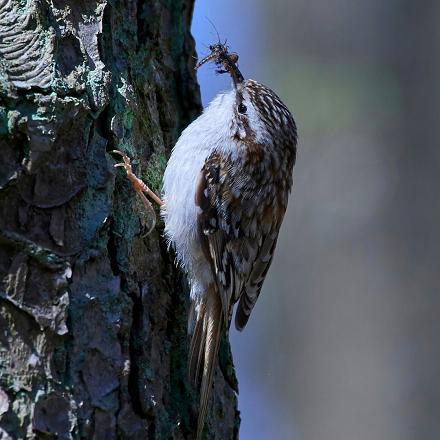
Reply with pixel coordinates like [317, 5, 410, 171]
[188, 285, 223, 440]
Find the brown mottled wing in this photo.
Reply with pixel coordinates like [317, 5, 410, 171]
[195, 151, 285, 329]
[195, 152, 246, 324]
[234, 229, 279, 330]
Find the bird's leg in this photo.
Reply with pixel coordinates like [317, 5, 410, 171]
[112, 150, 164, 209]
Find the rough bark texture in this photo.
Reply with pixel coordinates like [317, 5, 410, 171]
[0, 1, 239, 439]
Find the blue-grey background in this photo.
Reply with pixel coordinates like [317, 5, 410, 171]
[192, 2, 440, 440]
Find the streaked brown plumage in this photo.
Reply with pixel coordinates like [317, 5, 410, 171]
[115, 43, 297, 439]
[182, 49, 297, 438]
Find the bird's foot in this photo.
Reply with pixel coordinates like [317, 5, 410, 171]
[112, 150, 163, 236]
[112, 150, 164, 206]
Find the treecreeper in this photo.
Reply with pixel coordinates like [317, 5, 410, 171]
[113, 42, 298, 439]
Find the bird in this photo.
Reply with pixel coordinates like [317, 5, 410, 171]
[113, 42, 297, 439]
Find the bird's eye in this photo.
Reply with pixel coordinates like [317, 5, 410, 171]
[238, 103, 247, 114]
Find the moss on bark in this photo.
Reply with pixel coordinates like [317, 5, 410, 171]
[0, 1, 238, 438]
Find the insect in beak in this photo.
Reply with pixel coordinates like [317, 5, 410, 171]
[195, 46, 220, 69]
[195, 43, 244, 88]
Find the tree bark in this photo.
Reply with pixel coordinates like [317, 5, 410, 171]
[0, 1, 239, 439]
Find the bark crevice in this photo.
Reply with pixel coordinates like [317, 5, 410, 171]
[0, 1, 239, 439]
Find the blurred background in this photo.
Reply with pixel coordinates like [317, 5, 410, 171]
[192, 1, 440, 440]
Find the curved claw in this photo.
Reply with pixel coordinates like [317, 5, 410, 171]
[111, 149, 126, 157]
[112, 150, 133, 172]
[112, 150, 164, 207]
[112, 150, 162, 236]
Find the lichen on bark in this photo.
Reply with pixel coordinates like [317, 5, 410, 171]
[0, 1, 239, 438]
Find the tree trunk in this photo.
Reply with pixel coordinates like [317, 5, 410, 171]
[0, 1, 239, 439]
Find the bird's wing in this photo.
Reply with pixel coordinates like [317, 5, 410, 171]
[195, 151, 246, 323]
[195, 151, 285, 327]
[191, 149, 289, 438]
[234, 229, 279, 330]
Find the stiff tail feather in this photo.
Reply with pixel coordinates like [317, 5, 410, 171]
[188, 286, 223, 440]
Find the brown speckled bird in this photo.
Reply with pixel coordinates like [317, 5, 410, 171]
[114, 43, 297, 439]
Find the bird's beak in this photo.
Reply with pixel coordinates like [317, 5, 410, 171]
[228, 62, 244, 89]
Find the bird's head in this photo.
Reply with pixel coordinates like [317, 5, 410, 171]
[196, 43, 297, 150]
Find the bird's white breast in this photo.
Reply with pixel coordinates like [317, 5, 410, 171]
[161, 89, 236, 286]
